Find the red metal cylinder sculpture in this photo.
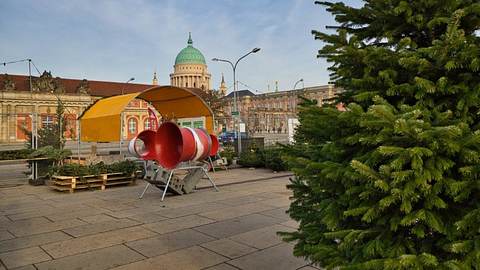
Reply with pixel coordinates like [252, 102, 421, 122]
[128, 129, 157, 160]
[129, 122, 219, 169]
[209, 134, 219, 156]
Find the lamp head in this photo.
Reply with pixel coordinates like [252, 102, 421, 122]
[129, 77, 135, 82]
[212, 58, 219, 61]
[252, 48, 261, 53]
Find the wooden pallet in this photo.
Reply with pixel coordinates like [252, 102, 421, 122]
[50, 173, 135, 193]
[99, 172, 136, 187]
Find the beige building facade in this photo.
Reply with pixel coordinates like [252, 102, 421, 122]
[218, 84, 342, 143]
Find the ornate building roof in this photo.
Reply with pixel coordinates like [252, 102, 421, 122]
[0, 73, 152, 97]
[174, 33, 206, 65]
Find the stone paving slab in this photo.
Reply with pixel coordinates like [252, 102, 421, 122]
[281, 219, 299, 229]
[6, 265, 36, 270]
[111, 246, 228, 270]
[258, 197, 292, 208]
[142, 214, 214, 235]
[0, 246, 51, 269]
[126, 212, 168, 224]
[229, 224, 295, 249]
[201, 238, 257, 259]
[156, 202, 229, 219]
[198, 202, 276, 221]
[228, 243, 307, 270]
[41, 226, 157, 259]
[44, 207, 109, 222]
[8, 218, 86, 237]
[1, 204, 57, 217]
[197, 168, 292, 189]
[101, 205, 159, 219]
[193, 214, 281, 239]
[126, 229, 214, 258]
[0, 231, 13, 242]
[258, 207, 290, 221]
[6, 205, 86, 221]
[0, 231, 72, 253]
[0, 217, 51, 231]
[215, 195, 268, 206]
[0, 170, 312, 269]
[61, 218, 140, 237]
[78, 213, 118, 224]
[204, 263, 239, 270]
[35, 244, 145, 270]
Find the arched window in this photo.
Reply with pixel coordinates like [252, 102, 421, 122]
[144, 118, 151, 130]
[127, 117, 138, 139]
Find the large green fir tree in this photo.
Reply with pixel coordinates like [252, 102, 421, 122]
[283, 0, 480, 269]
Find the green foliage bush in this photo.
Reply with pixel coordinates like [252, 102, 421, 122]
[219, 145, 236, 165]
[238, 147, 265, 168]
[282, 0, 480, 269]
[50, 160, 139, 177]
[238, 146, 288, 171]
[263, 147, 288, 171]
[30, 146, 72, 164]
[0, 149, 33, 160]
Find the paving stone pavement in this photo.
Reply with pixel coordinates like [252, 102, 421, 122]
[0, 168, 322, 270]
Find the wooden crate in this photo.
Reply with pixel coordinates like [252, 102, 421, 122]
[50, 175, 104, 193]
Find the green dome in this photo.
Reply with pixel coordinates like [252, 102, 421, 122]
[174, 33, 206, 65]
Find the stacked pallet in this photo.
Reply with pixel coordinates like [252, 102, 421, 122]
[50, 173, 135, 193]
[99, 172, 135, 187]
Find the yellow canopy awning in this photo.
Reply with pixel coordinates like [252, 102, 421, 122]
[80, 86, 214, 142]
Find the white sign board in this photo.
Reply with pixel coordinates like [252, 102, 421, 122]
[288, 118, 299, 143]
[177, 117, 206, 129]
[239, 123, 246, 133]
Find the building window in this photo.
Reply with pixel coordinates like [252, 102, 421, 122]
[144, 118, 151, 130]
[127, 118, 138, 139]
[16, 114, 32, 140]
[42, 115, 54, 128]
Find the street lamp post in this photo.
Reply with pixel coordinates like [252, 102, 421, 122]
[121, 77, 135, 95]
[212, 47, 260, 154]
[120, 77, 135, 157]
[293, 78, 304, 90]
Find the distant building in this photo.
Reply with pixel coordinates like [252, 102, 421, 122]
[0, 72, 153, 144]
[218, 84, 342, 144]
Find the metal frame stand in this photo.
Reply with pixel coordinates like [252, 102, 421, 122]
[139, 163, 219, 201]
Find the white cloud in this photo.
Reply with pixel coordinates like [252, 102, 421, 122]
[0, 0, 335, 92]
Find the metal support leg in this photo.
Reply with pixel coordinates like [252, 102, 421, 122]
[139, 183, 151, 199]
[202, 168, 219, 191]
[161, 170, 174, 201]
[208, 157, 215, 173]
[139, 167, 158, 199]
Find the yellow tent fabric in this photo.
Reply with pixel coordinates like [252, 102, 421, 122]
[80, 86, 214, 142]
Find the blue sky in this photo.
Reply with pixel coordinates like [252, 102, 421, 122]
[0, 0, 361, 93]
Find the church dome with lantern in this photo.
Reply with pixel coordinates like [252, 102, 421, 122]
[170, 33, 211, 90]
